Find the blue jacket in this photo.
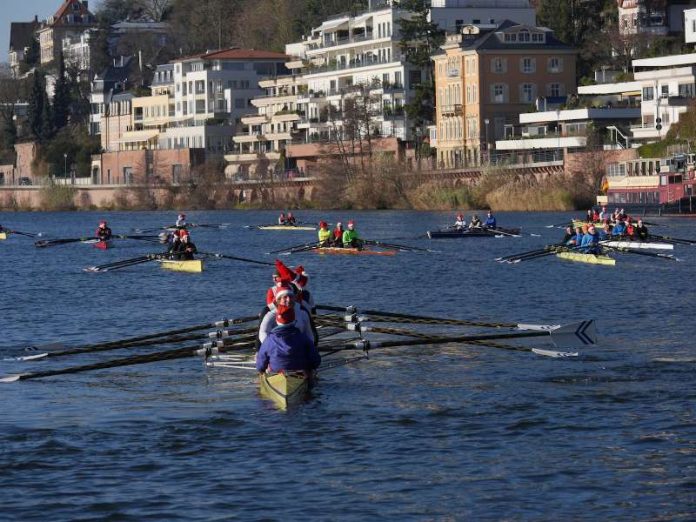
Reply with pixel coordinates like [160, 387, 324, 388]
[484, 216, 497, 228]
[256, 323, 321, 373]
[612, 222, 626, 236]
[580, 231, 600, 252]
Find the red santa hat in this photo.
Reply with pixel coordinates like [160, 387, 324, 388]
[275, 303, 295, 325]
[274, 259, 295, 282]
[179, 229, 189, 238]
[293, 265, 308, 289]
[347, 220, 355, 229]
[319, 221, 328, 228]
[99, 220, 107, 226]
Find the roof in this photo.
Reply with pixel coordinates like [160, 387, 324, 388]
[176, 48, 289, 63]
[632, 53, 696, 69]
[434, 20, 575, 56]
[9, 21, 40, 51]
[52, 0, 94, 26]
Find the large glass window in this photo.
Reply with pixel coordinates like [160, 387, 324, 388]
[643, 86, 654, 101]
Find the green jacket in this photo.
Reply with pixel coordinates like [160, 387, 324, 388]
[342, 229, 359, 244]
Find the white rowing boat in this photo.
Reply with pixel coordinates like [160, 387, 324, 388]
[601, 240, 673, 250]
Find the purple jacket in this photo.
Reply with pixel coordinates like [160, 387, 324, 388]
[256, 323, 321, 373]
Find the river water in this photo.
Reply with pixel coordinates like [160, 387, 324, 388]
[0, 210, 694, 520]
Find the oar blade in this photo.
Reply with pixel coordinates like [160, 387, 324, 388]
[531, 348, 579, 358]
[0, 374, 22, 383]
[549, 320, 597, 349]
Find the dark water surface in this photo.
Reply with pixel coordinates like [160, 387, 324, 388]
[1, 210, 694, 520]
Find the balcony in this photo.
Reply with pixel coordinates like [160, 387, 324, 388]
[440, 104, 463, 116]
[304, 56, 401, 76]
[233, 134, 265, 144]
[306, 31, 376, 52]
[241, 114, 268, 125]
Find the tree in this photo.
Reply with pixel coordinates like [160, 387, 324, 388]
[397, 0, 444, 163]
[53, 52, 71, 130]
[27, 73, 46, 140]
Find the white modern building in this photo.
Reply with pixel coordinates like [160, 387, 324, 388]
[579, 52, 696, 144]
[429, 0, 536, 33]
[685, 8, 696, 44]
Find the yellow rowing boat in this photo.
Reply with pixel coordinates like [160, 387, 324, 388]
[158, 259, 204, 273]
[0, 232, 7, 240]
[259, 372, 310, 410]
[556, 251, 616, 266]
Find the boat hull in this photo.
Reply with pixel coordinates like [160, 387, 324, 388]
[601, 240, 673, 250]
[158, 259, 204, 272]
[0, 232, 6, 240]
[258, 225, 316, 231]
[427, 227, 520, 239]
[314, 247, 396, 256]
[259, 372, 310, 409]
[556, 251, 616, 266]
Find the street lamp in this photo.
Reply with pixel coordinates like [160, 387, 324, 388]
[484, 118, 489, 163]
[63, 153, 67, 182]
[557, 109, 561, 161]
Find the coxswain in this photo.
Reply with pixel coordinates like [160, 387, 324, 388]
[175, 213, 187, 228]
[469, 215, 482, 228]
[258, 282, 315, 346]
[635, 219, 649, 241]
[278, 212, 287, 225]
[342, 220, 360, 248]
[598, 206, 608, 221]
[255, 292, 321, 377]
[483, 211, 497, 229]
[454, 213, 466, 229]
[317, 221, 331, 246]
[332, 222, 344, 246]
[96, 220, 113, 241]
[286, 212, 297, 225]
[580, 224, 600, 254]
[625, 219, 636, 239]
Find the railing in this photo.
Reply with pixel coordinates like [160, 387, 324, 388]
[306, 57, 399, 75]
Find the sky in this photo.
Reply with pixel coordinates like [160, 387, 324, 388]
[2, 0, 103, 63]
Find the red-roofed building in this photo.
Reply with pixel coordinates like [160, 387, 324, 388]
[37, 0, 96, 66]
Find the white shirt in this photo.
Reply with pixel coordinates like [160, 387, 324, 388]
[258, 302, 313, 344]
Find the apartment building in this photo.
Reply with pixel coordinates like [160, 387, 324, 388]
[8, 19, 41, 78]
[37, 0, 96, 66]
[617, 0, 690, 37]
[429, 0, 535, 33]
[89, 56, 134, 138]
[432, 21, 577, 168]
[578, 52, 696, 144]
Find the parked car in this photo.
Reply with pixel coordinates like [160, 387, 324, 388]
[18, 177, 32, 185]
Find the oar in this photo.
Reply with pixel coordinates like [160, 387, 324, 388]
[496, 243, 565, 263]
[35, 237, 99, 248]
[337, 320, 596, 351]
[649, 233, 696, 245]
[601, 245, 679, 262]
[267, 241, 318, 254]
[486, 228, 521, 238]
[7, 229, 43, 238]
[199, 251, 274, 266]
[316, 305, 559, 330]
[362, 239, 434, 253]
[11, 315, 258, 357]
[189, 223, 232, 229]
[0, 340, 225, 383]
[84, 253, 170, 272]
[545, 221, 572, 229]
[115, 234, 163, 243]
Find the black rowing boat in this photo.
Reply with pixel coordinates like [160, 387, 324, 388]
[427, 227, 521, 239]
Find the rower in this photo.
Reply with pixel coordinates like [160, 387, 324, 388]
[598, 223, 612, 240]
[278, 212, 287, 225]
[635, 219, 649, 241]
[255, 291, 321, 377]
[570, 225, 584, 246]
[625, 219, 636, 239]
[318, 221, 331, 246]
[483, 211, 497, 229]
[469, 215, 482, 228]
[562, 225, 575, 244]
[258, 282, 315, 346]
[342, 220, 360, 248]
[175, 213, 187, 228]
[170, 230, 197, 260]
[454, 213, 466, 229]
[286, 212, 297, 225]
[96, 220, 113, 241]
[332, 222, 344, 246]
[580, 224, 600, 254]
[612, 218, 627, 237]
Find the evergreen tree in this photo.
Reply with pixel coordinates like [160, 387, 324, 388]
[53, 52, 71, 130]
[27, 73, 45, 140]
[397, 0, 445, 147]
[3, 114, 17, 150]
[40, 91, 54, 142]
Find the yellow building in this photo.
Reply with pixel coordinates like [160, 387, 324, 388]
[432, 21, 577, 168]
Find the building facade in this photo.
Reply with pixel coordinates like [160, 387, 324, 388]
[429, 0, 536, 33]
[37, 0, 96, 66]
[432, 21, 576, 168]
[8, 19, 41, 78]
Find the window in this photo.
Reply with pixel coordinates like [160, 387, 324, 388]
[521, 83, 534, 103]
[643, 86, 654, 101]
[519, 30, 530, 42]
[679, 83, 695, 97]
[408, 70, 422, 89]
[504, 33, 516, 42]
[521, 58, 535, 74]
[532, 33, 544, 43]
[548, 57, 562, 73]
[661, 85, 669, 98]
[234, 98, 246, 109]
[549, 83, 561, 97]
[492, 57, 505, 74]
[492, 84, 505, 103]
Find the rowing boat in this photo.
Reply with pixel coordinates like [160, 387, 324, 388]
[427, 227, 520, 239]
[0, 232, 7, 240]
[556, 251, 616, 266]
[158, 259, 204, 273]
[601, 240, 673, 250]
[313, 246, 397, 256]
[259, 372, 311, 410]
[94, 239, 112, 250]
[257, 225, 316, 231]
